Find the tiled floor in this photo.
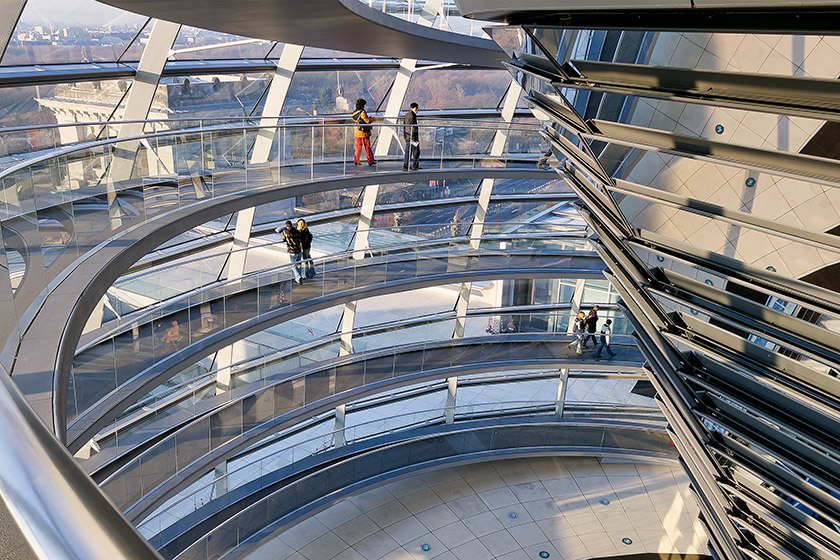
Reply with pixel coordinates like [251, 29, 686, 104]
[244, 457, 707, 560]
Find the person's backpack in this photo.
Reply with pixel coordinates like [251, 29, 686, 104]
[352, 110, 372, 134]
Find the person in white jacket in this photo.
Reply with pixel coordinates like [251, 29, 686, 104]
[572, 311, 586, 354]
[595, 319, 616, 360]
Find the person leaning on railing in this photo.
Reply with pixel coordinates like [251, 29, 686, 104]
[297, 218, 316, 279]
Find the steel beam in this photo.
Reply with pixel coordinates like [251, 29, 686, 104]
[454, 77, 523, 336]
[554, 368, 569, 418]
[0, 370, 163, 560]
[610, 178, 840, 254]
[0, 0, 25, 63]
[563, 59, 840, 124]
[588, 120, 840, 189]
[572, 181, 743, 558]
[218, 45, 305, 391]
[456, 2, 840, 34]
[445, 376, 457, 424]
[250, 44, 304, 166]
[624, 235, 840, 315]
[107, 19, 181, 225]
[351, 58, 417, 260]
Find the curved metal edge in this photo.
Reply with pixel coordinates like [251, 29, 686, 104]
[156, 417, 673, 555]
[198, 420, 676, 560]
[113, 348, 644, 523]
[85, 329, 639, 475]
[0, 368, 163, 560]
[67, 262, 606, 454]
[336, 0, 505, 63]
[93, 0, 505, 67]
[80, 229, 587, 350]
[88, 337, 643, 480]
[5, 167, 554, 439]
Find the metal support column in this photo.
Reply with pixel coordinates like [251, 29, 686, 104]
[351, 57, 417, 260]
[338, 301, 356, 357]
[118, 20, 181, 136]
[227, 43, 304, 280]
[214, 342, 248, 393]
[342, 49, 427, 349]
[225, 207, 256, 280]
[445, 376, 457, 424]
[211, 45, 306, 391]
[251, 43, 304, 165]
[351, 0, 440, 260]
[566, 278, 586, 334]
[82, 294, 109, 335]
[334, 404, 346, 447]
[469, 77, 522, 248]
[452, 77, 523, 337]
[108, 20, 180, 228]
[555, 368, 569, 418]
[0, 0, 26, 62]
[212, 461, 228, 498]
[452, 282, 471, 338]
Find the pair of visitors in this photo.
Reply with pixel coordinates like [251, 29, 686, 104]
[352, 99, 423, 169]
[276, 219, 316, 285]
[595, 319, 617, 360]
[581, 305, 600, 349]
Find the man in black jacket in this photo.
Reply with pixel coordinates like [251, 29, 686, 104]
[276, 220, 304, 284]
[582, 305, 599, 348]
[403, 102, 420, 170]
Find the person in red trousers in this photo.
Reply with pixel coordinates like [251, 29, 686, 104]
[352, 98, 376, 166]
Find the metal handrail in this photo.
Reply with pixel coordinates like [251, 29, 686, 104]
[0, 365, 162, 559]
[0, 113, 522, 136]
[0, 120, 542, 179]
[80, 230, 593, 347]
[111, 222, 586, 287]
[138, 398, 660, 531]
[94, 302, 627, 438]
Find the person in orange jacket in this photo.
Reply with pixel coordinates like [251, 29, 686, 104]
[352, 98, 376, 166]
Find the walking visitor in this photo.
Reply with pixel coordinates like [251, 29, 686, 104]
[572, 311, 586, 354]
[595, 319, 617, 360]
[582, 305, 599, 348]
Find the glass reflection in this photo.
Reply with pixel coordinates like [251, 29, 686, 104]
[1, 0, 147, 66]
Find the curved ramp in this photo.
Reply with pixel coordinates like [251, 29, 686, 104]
[154, 418, 672, 557]
[98, 334, 644, 521]
[68, 246, 605, 453]
[10, 167, 555, 437]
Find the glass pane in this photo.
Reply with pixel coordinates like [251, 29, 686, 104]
[170, 26, 276, 60]
[156, 73, 272, 118]
[300, 46, 375, 59]
[405, 69, 511, 110]
[2, 0, 148, 65]
[283, 69, 396, 116]
[0, 80, 132, 138]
